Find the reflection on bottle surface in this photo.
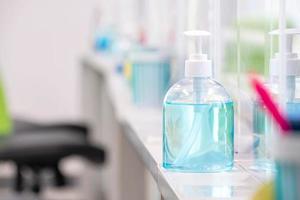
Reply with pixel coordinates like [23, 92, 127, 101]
[252, 100, 274, 170]
[163, 101, 234, 172]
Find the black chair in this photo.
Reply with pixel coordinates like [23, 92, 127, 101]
[12, 119, 88, 137]
[0, 119, 105, 194]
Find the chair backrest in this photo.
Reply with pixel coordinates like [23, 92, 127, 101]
[0, 79, 12, 136]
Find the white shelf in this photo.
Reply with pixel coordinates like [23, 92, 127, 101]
[82, 53, 273, 200]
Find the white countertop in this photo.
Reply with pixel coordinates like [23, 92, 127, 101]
[82, 53, 273, 200]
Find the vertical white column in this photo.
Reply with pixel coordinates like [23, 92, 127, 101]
[278, 0, 287, 110]
[118, 0, 139, 39]
[236, 0, 241, 159]
[174, 0, 187, 79]
[211, 0, 221, 80]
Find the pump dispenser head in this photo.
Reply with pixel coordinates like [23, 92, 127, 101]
[184, 30, 212, 77]
[270, 29, 300, 77]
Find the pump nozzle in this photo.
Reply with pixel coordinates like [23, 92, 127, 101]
[269, 28, 300, 101]
[184, 30, 212, 77]
[270, 29, 300, 54]
[184, 30, 210, 55]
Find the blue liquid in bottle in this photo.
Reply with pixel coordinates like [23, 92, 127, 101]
[287, 102, 300, 118]
[162, 78, 234, 172]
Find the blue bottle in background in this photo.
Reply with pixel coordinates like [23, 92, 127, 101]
[274, 134, 300, 200]
[128, 48, 171, 107]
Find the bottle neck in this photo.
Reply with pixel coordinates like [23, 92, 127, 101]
[193, 77, 209, 103]
[267, 76, 296, 102]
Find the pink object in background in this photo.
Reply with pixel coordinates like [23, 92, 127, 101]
[250, 75, 291, 134]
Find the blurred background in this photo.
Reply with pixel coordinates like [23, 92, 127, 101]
[0, 0, 299, 200]
[0, 0, 98, 122]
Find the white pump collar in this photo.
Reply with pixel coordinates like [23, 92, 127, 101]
[185, 54, 212, 77]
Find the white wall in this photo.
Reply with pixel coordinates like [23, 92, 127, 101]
[0, 0, 98, 122]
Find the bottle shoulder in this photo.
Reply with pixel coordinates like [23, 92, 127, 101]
[263, 79, 300, 102]
[164, 78, 233, 104]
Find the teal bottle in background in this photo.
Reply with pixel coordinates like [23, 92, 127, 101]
[163, 31, 234, 172]
[274, 135, 300, 200]
[129, 48, 170, 107]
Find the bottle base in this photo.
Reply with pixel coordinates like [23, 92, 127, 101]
[251, 160, 275, 171]
[162, 162, 234, 173]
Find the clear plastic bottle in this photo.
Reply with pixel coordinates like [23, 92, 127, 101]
[163, 31, 234, 172]
[252, 29, 300, 170]
[252, 85, 274, 170]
